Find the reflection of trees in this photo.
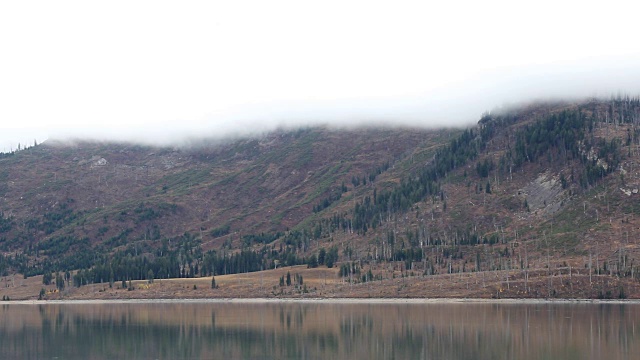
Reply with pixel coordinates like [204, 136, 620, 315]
[0, 303, 638, 359]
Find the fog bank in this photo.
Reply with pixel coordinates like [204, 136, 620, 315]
[2, 1, 640, 151]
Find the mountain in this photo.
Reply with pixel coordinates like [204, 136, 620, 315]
[1, 96, 640, 299]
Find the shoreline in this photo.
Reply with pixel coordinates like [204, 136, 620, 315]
[4, 266, 640, 303]
[8, 297, 640, 305]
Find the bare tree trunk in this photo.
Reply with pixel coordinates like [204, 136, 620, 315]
[524, 241, 529, 293]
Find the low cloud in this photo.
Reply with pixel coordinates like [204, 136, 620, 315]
[4, 53, 640, 152]
[54, 54, 640, 146]
[2, 2, 640, 151]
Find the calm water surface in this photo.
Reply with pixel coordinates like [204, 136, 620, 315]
[0, 300, 638, 359]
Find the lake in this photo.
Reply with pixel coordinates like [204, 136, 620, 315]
[0, 300, 638, 359]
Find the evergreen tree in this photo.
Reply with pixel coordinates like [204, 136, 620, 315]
[55, 273, 65, 291]
[325, 246, 338, 268]
[43, 272, 52, 285]
[318, 248, 326, 265]
[307, 254, 318, 268]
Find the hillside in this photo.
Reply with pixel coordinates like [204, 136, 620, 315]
[2, 96, 640, 300]
[0, 127, 448, 276]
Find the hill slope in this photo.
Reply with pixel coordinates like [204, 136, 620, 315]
[2, 97, 640, 299]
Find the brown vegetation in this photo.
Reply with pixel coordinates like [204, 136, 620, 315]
[2, 98, 640, 301]
[3, 264, 638, 301]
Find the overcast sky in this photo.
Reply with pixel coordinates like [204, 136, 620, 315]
[2, 0, 640, 151]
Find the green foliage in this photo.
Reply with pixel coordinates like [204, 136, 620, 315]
[104, 228, 133, 247]
[348, 128, 479, 232]
[97, 231, 266, 282]
[307, 254, 318, 268]
[6, 98, 640, 293]
[55, 273, 65, 291]
[476, 158, 494, 178]
[201, 244, 302, 278]
[133, 202, 177, 224]
[38, 236, 90, 257]
[70, 233, 199, 286]
[242, 232, 282, 246]
[0, 257, 6, 276]
[597, 290, 613, 299]
[318, 248, 326, 265]
[0, 212, 14, 234]
[339, 262, 361, 278]
[560, 173, 568, 189]
[96, 226, 109, 237]
[511, 110, 588, 167]
[313, 188, 343, 213]
[619, 287, 627, 299]
[209, 225, 231, 238]
[25, 200, 78, 235]
[325, 246, 338, 268]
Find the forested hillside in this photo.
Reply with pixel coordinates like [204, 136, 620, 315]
[2, 96, 640, 299]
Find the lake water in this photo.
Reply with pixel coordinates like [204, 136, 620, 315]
[0, 300, 638, 359]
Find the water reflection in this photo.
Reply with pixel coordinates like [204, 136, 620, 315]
[0, 301, 638, 359]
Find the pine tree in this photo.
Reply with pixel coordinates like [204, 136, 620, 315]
[318, 248, 326, 265]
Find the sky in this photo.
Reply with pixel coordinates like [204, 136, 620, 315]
[2, 0, 640, 151]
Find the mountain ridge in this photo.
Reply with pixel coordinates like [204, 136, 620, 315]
[2, 97, 640, 300]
